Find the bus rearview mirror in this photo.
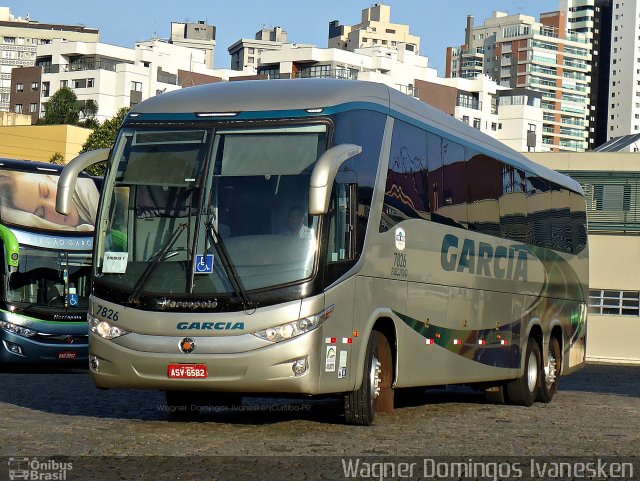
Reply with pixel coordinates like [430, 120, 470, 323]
[56, 149, 110, 215]
[309, 144, 362, 215]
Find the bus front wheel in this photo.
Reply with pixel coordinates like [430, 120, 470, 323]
[343, 330, 393, 426]
[505, 337, 540, 407]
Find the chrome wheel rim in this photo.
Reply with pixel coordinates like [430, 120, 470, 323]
[369, 356, 382, 404]
[527, 351, 538, 392]
[545, 354, 557, 389]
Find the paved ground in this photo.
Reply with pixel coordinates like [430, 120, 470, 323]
[0, 362, 638, 480]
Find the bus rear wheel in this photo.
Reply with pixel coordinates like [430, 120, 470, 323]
[343, 331, 393, 426]
[505, 337, 540, 407]
[537, 336, 561, 403]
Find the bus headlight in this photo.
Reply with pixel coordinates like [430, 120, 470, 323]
[253, 305, 334, 343]
[0, 320, 37, 338]
[88, 314, 129, 340]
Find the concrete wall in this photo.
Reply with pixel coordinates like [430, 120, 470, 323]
[0, 125, 91, 162]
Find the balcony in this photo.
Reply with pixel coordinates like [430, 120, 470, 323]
[457, 97, 482, 110]
[294, 67, 358, 80]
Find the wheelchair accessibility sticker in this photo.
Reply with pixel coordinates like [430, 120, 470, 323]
[194, 254, 214, 274]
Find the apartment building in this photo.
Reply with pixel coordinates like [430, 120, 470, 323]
[607, 1, 640, 143]
[416, 75, 544, 152]
[256, 43, 431, 96]
[11, 37, 222, 123]
[0, 7, 99, 112]
[447, 10, 592, 152]
[228, 27, 288, 72]
[328, 4, 420, 55]
[170, 21, 216, 69]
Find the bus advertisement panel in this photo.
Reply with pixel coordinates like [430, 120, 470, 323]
[0, 159, 100, 363]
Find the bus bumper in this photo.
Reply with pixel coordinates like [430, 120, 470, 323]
[0, 328, 88, 364]
[88, 329, 323, 394]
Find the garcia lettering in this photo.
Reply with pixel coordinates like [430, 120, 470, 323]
[441, 234, 528, 282]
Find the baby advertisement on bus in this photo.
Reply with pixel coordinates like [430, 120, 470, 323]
[0, 168, 99, 232]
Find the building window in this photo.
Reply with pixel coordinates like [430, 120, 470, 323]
[131, 81, 142, 92]
[31, 82, 39, 91]
[473, 117, 481, 129]
[589, 290, 640, 316]
[29, 103, 37, 113]
[593, 184, 631, 211]
[462, 115, 469, 125]
[14, 104, 22, 114]
[3, 36, 15, 44]
[16, 83, 23, 93]
[60, 80, 68, 88]
[248, 48, 254, 54]
[248, 56, 255, 63]
[87, 78, 95, 88]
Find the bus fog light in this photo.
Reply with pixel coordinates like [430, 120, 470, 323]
[4, 341, 24, 356]
[292, 358, 308, 376]
[89, 355, 99, 372]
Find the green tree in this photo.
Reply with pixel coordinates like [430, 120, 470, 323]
[81, 107, 130, 176]
[40, 87, 80, 125]
[49, 152, 65, 164]
[79, 99, 100, 129]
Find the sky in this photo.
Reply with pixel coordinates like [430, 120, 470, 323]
[6, 0, 560, 75]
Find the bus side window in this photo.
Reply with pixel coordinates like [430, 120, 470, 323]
[327, 183, 357, 264]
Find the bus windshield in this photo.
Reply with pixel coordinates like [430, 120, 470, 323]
[5, 246, 92, 310]
[97, 124, 328, 298]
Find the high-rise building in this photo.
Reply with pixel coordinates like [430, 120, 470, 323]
[447, 9, 592, 152]
[0, 7, 99, 112]
[560, 0, 612, 149]
[328, 4, 420, 55]
[10, 37, 222, 123]
[227, 27, 288, 72]
[607, 1, 640, 142]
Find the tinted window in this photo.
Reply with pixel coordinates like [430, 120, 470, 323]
[550, 183, 572, 253]
[499, 165, 528, 243]
[428, 133, 467, 228]
[333, 109, 387, 253]
[380, 120, 429, 232]
[467, 151, 501, 237]
[526, 174, 552, 248]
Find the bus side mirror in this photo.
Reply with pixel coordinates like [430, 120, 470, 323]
[309, 144, 362, 215]
[56, 149, 110, 215]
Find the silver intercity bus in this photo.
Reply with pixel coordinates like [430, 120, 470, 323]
[57, 80, 588, 425]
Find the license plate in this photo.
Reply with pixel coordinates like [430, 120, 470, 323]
[167, 364, 208, 379]
[58, 351, 77, 360]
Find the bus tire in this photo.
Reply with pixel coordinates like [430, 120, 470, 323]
[537, 336, 561, 403]
[505, 337, 540, 407]
[344, 331, 392, 425]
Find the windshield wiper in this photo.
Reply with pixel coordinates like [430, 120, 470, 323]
[127, 223, 188, 306]
[204, 218, 253, 310]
